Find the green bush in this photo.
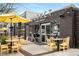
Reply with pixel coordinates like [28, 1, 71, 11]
[19, 29, 25, 32]
[0, 35, 8, 44]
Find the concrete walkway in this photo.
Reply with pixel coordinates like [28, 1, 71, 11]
[21, 41, 51, 55]
[0, 52, 24, 56]
[42, 49, 79, 56]
[21, 41, 79, 56]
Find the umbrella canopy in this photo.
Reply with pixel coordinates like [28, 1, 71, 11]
[0, 13, 31, 48]
[0, 18, 18, 23]
[0, 13, 32, 23]
[1, 16, 31, 23]
[0, 13, 15, 18]
[13, 16, 31, 23]
[0, 28, 8, 31]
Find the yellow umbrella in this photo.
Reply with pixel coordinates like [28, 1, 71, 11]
[0, 28, 8, 31]
[0, 13, 32, 46]
[0, 13, 15, 23]
[0, 28, 8, 36]
[13, 16, 32, 23]
[0, 16, 31, 23]
[0, 18, 18, 23]
[0, 13, 32, 23]
[0, 13, 15, 19]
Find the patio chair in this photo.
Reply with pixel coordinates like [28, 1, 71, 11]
[46, 37, 55, 45]
[46, 38, 51, 46]
[17, 42, 21, 48]
[11, 42, 19, 53]
[49, 43, 57, 51]
[0, 44, 9, 55]
[47, 37, 57, 51]
[19, 38, 27, 45]
[59, 37, 70, 50]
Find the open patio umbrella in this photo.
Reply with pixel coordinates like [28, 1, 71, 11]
[0, 27, 8, 35]
[13, 16, 31, 23]
[0, 16, 31, 23]
[0, 13, 32, 46]
[0, 13, 31, 23]
[1, 16, 31, 41]
[0, 28, 8, 31]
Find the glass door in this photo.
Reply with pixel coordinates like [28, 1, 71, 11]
[46, 24, 51, 38]
[41, 25, 46, 42]
[40, 23, 51, 42]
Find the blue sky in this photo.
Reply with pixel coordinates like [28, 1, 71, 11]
[14, 3, 79, 15]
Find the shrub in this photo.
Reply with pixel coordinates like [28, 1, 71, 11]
[0, 35, 8, 44]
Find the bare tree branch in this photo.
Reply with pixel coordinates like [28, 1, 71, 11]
[0, 3, 14, 14]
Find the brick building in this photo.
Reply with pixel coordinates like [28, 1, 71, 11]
[27, 5, 79, 48]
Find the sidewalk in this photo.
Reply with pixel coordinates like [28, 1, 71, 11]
[21, 41, 52, 55]
[21, 41, 79, 56]
[0, 52, 24, 56]
[42, 49, 79, 56]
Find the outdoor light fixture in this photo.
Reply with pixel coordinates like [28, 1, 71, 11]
[67, 11, 70, 14]
[60, 11, 72, 18]
[59, 14, 65, 18]
[59, 7, 75, 18]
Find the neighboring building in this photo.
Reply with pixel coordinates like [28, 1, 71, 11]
[20, 10, 40, 20]
[20, 11, 40, 38]
[27, 5, 79, 48]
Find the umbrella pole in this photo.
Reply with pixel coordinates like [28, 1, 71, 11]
[14, 23, 16, 36]
[24, 23, 26, 40]
[10, 18, 13, 46]
[18, 23, 21, 41]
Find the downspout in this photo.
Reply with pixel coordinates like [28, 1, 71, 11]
[24, 11, 27, 40]
[72, 9, 77, 48]
[13, 23, 16, 36]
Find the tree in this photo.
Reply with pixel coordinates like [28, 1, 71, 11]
[48, 9, 52, 13]
[0, 3, 14, 14]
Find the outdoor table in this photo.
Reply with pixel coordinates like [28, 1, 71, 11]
[6, 39, 19, 53]
[6, 39, 19, 47]
[6, 39, 19, 43]
[0, 32, 4, 36]
[6, 39, 19, 46]
[54, 38, 63, 51]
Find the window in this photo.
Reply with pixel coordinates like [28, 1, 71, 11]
[51, 24, 60, 37]
[41, 26, 45, 34]
[46, 25, 51, 34]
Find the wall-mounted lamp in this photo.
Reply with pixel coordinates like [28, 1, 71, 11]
[59, 14, 65, 18]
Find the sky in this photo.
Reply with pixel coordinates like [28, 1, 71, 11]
[13, 3, 79, 15]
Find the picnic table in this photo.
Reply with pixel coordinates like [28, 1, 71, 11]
[53, 38, 63, 51]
